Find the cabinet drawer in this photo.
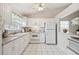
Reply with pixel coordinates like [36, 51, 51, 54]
[69, 40, 79, 53]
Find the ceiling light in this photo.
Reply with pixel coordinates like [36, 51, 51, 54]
[33, 3, 46, 11]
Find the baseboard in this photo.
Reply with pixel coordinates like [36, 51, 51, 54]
[46, 43, 57, 45]
[29, 42, 44, 44]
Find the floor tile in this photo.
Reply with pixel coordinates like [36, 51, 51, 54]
[23, 44, 76, 55]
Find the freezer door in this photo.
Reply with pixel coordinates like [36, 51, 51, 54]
[45, 22, 56, 30]
[46, 30, 56, 44]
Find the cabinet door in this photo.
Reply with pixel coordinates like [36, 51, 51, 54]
[23, 36, 29, 46]
[69, 40, 79, 53]
[3, 42, 14, 55]
[46, 30, 56, 44]
[13, 39, 20, 55]
[19, 37, 25, 54]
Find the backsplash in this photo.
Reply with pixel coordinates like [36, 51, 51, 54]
[70, 24, 79, 35]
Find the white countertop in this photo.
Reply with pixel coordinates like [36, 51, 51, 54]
[70, 35, 79, 39]
[3, 32, 30, 45]
[68, 35, 79, 43]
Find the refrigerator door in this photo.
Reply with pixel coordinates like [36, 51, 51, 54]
[46, 30, 56, 44]
[45, 22, 56, 30]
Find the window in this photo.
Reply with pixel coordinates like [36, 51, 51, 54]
[60, 21, 69, 33]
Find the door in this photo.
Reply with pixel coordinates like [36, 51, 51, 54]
[46, 30, 56, 44]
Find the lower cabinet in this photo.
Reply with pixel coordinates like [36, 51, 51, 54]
[68, 38, 79, 54]
[3, 42, 14, 55]
[3, 34, 30, 55]
[13, 39, 21, 55]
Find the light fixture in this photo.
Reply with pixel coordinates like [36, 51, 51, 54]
[33, 3, 46, 11]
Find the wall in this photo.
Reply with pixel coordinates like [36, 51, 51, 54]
[0, 3, 5, 55]
[27, 18, 57, 25]
[2, 4, 22, 27]
[57, 19, 70, 51]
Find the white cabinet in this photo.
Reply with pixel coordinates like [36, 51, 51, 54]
[68, 38, 79, 54]
[13, 39, 21, 55]
[3, 42, 14, 55]
[3, 40, 21, 55]
[3, 33, 30, 55]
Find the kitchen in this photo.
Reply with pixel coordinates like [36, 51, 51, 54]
[0, 3, 79, 55]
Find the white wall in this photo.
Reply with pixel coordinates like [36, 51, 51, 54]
[57, 19, 70, 51]
[27, 18, 57, 26]
[0, 3, 5, 55]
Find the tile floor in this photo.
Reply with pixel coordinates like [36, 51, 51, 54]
[23, 44, 76, 55]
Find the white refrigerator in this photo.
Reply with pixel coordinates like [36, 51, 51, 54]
[45, 22, 56, 44]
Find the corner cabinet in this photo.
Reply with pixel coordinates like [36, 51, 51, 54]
[3, 33, 30, 55]
[68, 37, 79, 55]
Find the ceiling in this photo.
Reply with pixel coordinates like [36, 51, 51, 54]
[9, 3, 71, 18]
[61, 11, 79, 21]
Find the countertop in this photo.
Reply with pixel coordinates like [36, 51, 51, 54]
[68, 35, 79, 43]
[2, 32, 30, 45]
[70, 35, 79, 39]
